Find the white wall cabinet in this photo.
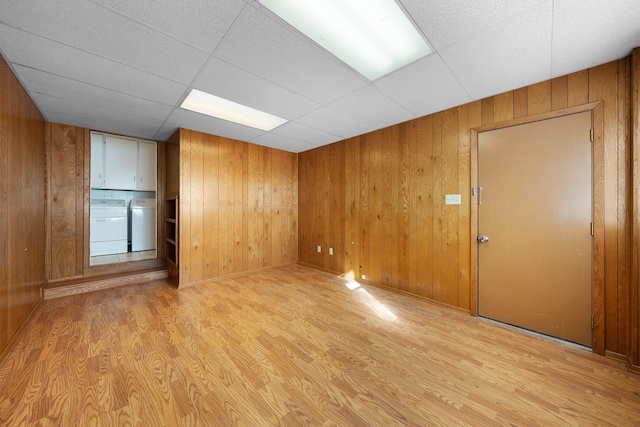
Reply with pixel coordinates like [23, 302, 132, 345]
[137, 141, 157, 191]
[90, 133, 105, 188]
[91, 132, 158, 191]
[104, 136, 138, 190]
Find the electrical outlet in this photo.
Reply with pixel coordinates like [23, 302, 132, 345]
[361, 274, 366, 280]
[329, 247, 333, 255]
[317, 245, 322, 253]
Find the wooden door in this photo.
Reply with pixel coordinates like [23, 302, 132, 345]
[477, 111, 593, 347]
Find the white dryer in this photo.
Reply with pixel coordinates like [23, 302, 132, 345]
[90, 199, 127, 256]
[130, 198, 156, 252]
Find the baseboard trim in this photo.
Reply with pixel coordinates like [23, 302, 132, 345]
[297, 262, 470, 315]
[44, 269, 168, 299]
[605, 350, 640, 375]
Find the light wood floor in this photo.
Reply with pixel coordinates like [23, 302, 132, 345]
[1, 264, 639, 426]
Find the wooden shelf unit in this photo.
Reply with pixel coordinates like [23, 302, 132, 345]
[165, 197, 178, 275]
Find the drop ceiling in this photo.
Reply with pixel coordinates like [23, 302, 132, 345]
[1, 0, 639, 153]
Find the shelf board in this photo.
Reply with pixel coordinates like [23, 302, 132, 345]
[166, 238, 176, 245]
[165, 218, 176, 223]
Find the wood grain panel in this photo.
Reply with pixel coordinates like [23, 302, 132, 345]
[297, 56, 634, 366]
[551, 76, 569, 110]
[527, 81, 551, 115]
[589, 61, 622, 353]
[203, 133, 219, 279]
[0, 54, 45, 363]
[173, 129, 298, 288]
[631, 48, 640, 366]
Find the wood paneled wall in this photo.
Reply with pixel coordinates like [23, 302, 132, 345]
[45, 123, 165, 285]
[0, 55, 46, 361]
[299, 58, 635, 363]
[631, 48, 640, 367]
[173, 129, 298, 288]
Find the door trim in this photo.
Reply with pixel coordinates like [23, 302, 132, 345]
[470, 102, 605, 355]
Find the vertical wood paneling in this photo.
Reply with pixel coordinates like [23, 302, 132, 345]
[0, 54, 45, 361]
[176, 130, 297, 288]
[189, 130, 204, 283]
[179, 129, 192, 285]
[297, 56, 635, 365]
[551, 76, 569, 110]
[514, 87, 528, 118]
[589, 61, 621, 352]
[631, 48, 640, 366]
[203, 134, 219, 279]
[493, 92, 514, 123]
[568, 70, 590, 107]
[432, 113, 443, 301]
[369, 131, 383, 284]
[218, 137, 231, 276]
[458, 101, 482, 311]
[441, 109, 459, 306]
[416, 115, 433, 299]
[527, 81, 552, 115]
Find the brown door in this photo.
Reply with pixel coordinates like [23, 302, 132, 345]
[477, 111, 593, 347]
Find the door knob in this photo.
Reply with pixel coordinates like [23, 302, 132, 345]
[477, 235, 490, 243]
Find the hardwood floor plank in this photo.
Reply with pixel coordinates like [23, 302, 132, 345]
[1, 265, 639, 426]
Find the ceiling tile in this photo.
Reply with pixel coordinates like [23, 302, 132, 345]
[271, 121, 341, 146]
[296, 107, 371, 139]
[213, 5, 368, 104]
[328, 86, 415, 131]
[15, 65, 173, 122]
[374, 54, 471, 118]
[165, 108, 265, 142]
[90, 0, 246, 53]
[0, 0, 208, 84]
[0, 25, 187, 106]
[250, 132, 317, 154]
[401, 0, 547, 50]
[192, 57, 320, 120]
[439, 1, 553, 100]
[551, 0, 640, 77]
[34, 94, 165, 139]
[44, 111, 161, 140]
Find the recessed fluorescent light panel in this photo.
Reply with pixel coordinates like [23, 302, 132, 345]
[180, 89, 288, 131]
[258, 0, 433, 80]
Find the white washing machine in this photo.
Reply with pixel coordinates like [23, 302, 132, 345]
[130, 198, 156, 252]
[90, 199, 128, 256]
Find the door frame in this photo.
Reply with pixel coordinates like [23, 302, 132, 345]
[470, 102, 605, 355]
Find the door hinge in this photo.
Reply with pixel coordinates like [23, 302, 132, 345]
[590, 128, 594, 142]
[592, 315, 595, 330]
[590, 222, 594, 236]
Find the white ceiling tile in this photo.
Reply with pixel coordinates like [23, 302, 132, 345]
[0, 0, 208, 84]
[401, 0, 547, 50]
[192, 57, 320, 120]
[213, 5, 368, 104]
[0, 25, 187, 106]
[551, 0, 640, 77]
[153, 123, 180, 142]
[90, 0, 246, 53]
[33, 93, 164, 137]
[328, 86, 415, 131]
[374, 54, 471, 117]
[15, 65, 173, 122]
[439, 1, 553, 100]
[296, 107, 371, 139]
[165, 108, 265, 142]
[271, 121, 342, 146]
[44, 111, 161, 140]
[250, 132, 317, 154]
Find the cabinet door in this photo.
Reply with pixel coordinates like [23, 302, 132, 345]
[104, 136, 138, 190]
[90, 133, 104, 188]
[137, 141, 157, 191]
